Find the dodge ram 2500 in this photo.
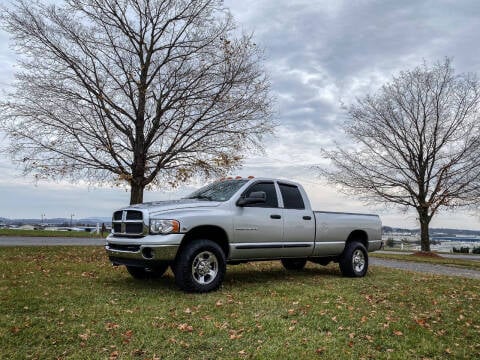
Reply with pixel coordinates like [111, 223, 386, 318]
[106, 177, 382, 292]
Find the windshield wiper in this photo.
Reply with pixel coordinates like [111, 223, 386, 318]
[187, 195, 213, 201]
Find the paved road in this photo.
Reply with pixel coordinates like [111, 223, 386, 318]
[370, 258, 480, 280]
[377, 250, 480, 261]
[1, 237, 480, 280]
[0, 237, 104, 246]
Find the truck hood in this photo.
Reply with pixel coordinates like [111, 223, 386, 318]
[125, 199, 222, 213]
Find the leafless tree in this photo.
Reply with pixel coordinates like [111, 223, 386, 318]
[0, 0, 273, 204]
[322, 59, 480, 252]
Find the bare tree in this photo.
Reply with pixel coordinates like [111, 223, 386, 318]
[322, 59, 480, 252]
[0, 0, 273, 204]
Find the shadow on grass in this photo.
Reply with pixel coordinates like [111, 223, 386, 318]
[99, 263, 342, 292]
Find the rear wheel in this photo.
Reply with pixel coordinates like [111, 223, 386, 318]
[173, 239, 226, 293]
[281, 258, 307, 271]
[126, 263, 169, 279]
[339, 241, 368, 277]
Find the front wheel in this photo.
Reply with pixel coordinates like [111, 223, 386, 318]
[173, 240, 226, 293]
[339, 241, 368, 277]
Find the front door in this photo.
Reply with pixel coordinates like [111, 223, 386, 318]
[231, 181, 284, 260]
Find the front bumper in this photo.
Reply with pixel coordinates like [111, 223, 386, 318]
[105, 233, 183, 263]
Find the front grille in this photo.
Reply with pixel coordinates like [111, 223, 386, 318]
[111, 210, 146, 236]
[126, 211, 142, 220]
[125, 223, 143, 233]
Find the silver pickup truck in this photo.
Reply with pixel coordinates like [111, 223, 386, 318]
[106, 177, 382, 292]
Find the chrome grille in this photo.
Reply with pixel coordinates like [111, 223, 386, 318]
[111, 210, 147, 237]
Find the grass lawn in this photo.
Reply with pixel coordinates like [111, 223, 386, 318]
[1, 247, 479, 359]
[0, 229, 106, 238]
[371, 252, 480, 271]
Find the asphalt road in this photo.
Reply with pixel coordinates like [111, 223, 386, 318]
[0, 236, 105, 246]
[370, 258, 480, 280]
[1, 237, 480, 280]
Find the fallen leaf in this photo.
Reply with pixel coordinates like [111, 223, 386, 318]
[177, 323, 193, 332]
[105, 322, 120, 331]
[132, 349, 145, 356]
[122, 330, 133, 344]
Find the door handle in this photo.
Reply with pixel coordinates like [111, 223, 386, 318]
[270, 214, 281, 219]
[303, 216, 312, 220]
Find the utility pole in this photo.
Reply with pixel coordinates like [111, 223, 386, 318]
[70, 213, 75, 227]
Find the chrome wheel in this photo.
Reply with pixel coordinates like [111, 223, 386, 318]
[352, 249, 365, 273]
[192, 251, 218, 285]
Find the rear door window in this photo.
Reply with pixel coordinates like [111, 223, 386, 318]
[279, 184, 305, 209]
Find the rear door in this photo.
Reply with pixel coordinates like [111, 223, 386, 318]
[278, 183, 315, 257]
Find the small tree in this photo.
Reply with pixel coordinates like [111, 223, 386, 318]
[0, 0, 273, 204]
[322, 59, 480, 252]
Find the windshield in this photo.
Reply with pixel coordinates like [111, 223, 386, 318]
[184, 180, 248, 202]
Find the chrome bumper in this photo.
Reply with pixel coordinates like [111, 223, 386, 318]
[105, 233, 183, 263]
[105, 243, 180, 262]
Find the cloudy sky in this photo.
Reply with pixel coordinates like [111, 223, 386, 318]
[1, 0, 480, 229]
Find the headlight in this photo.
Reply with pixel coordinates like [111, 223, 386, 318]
[149, 219, 180, 234]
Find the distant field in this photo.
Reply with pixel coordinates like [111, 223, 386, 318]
[0, 229, 106, 238]
[1, 246, 479, 359]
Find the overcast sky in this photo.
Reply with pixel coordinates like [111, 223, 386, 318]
[1, 0, 480, 229]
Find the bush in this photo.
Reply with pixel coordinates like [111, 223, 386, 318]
[472, 247, 480, 254]
[385, 238, 395, 247]
[452, 247, 470, 254]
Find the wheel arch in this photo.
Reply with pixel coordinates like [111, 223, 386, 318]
[179, 225, 230, 258]
[345, 230, 369, 250]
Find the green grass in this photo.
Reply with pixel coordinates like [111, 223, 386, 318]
[1, 247, 479, 359]
[0, 228, 106, 238]
[372, 252, 480, 271]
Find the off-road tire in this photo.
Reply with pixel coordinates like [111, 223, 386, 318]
[173, 239, 226, 293]
[339, 241, 368, 277]
[281, 258, 307, 271]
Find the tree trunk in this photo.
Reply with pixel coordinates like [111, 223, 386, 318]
[417, 207, 431, 252]
[130, 181, 144, 205]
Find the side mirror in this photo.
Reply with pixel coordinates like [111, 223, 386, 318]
[237, 191, 267, 206]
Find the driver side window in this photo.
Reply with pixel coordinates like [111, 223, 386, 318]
[243, 182, 278, 208]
